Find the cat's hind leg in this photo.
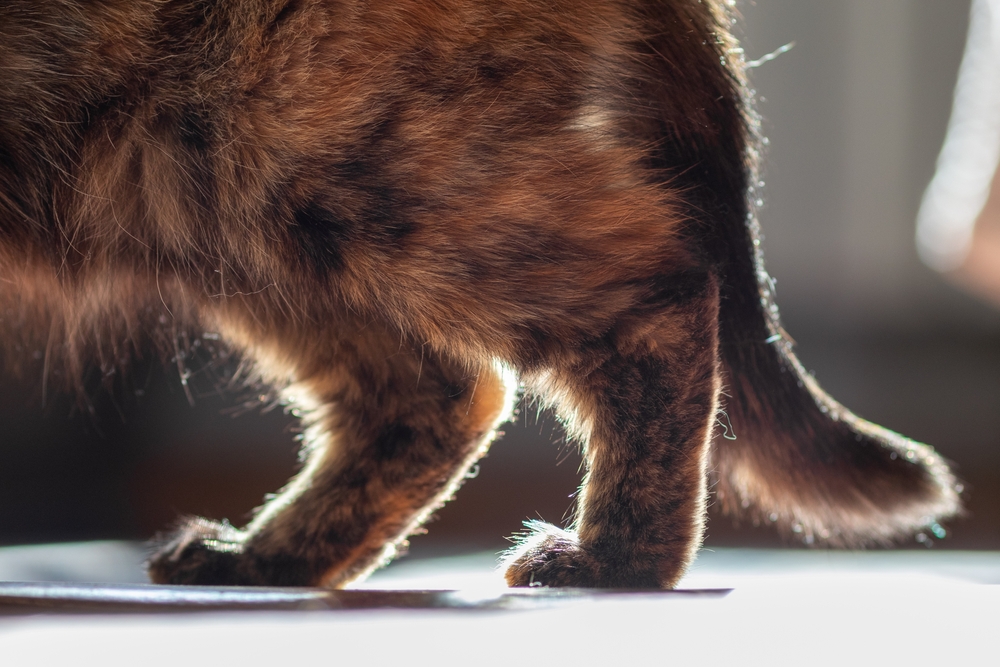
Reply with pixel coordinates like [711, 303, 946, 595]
[503, 275, 721, 589]
[148, 315, 513, 587]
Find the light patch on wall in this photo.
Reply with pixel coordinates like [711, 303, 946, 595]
[917, 0, 1000, 272]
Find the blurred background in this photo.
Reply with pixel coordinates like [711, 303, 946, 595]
[1, 0, 998, 557]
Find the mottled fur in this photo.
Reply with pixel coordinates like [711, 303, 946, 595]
[0, 0, 960, 589]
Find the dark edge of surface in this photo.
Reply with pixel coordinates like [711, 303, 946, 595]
[0, 582, 732, 615]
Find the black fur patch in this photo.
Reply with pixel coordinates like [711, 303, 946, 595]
[371, 422, 418, 461]
[290, 202, 352, 273]
[475, 52, 517, 83]
[269, 0, 302, 32]
[177, 106, 212, 153]
[642, 270, 713, 308]
[328, 113, 417, 249]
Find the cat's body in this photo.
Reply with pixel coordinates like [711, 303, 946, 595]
[0, 0, 959, 588]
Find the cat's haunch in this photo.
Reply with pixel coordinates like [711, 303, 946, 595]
[0, 0, 960, 589]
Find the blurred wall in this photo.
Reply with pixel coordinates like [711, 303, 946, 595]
[1, 0, 998, 556]
[742, 0, 991, 334]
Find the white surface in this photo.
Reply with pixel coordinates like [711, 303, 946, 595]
[1, 543, 997, 665]
[0, 577, 996, 666]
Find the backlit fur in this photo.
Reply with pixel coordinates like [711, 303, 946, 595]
[0, 0, 960, 588]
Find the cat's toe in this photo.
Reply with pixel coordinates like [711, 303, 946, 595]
[147, 517, 249, 585]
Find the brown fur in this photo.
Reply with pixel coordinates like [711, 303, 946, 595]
[0, 0, 960, 589]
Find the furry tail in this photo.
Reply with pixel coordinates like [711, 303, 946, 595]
[712, 220, 962, 547]
[631, 1, 960, 545]
[695, 3, 961, 545]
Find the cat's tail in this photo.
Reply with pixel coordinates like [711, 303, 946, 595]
[711, 220, 962, 545]
[698, 4, 961, 543]
[642, 0, 958, 545]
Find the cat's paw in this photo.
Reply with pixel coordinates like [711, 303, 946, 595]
[502, 522, 604, 588]
[502, 521, 664, 589]
[147, 517, 251, 585]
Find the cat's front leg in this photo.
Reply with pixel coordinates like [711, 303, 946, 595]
[148, 315, 513, 587]
[503, 277, 720, 589]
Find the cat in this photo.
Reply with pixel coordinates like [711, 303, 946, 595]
[0, 0, 961, 589]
